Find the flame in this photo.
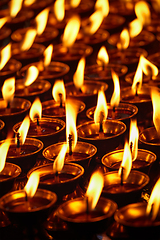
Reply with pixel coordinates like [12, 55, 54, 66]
[151, 88, 160, 135]
[66, 99, 79, 150]
[86, 170, 104, 211]
[0, 139, 11, 172]
[53, 0, 65, 21]
[83, 10, 103, 35]
[73, 57, 85, 90]
[129, 18, 143, 38]
[0, 17, 8, 29]
[135, 1, 151, 26]
[62, 15, 80, 48]
[0, 43, 11, 70]
[140, 55, 158, 77]
[129, 119, 139, 161]
[53, 144, 67, 173]
[44, 44, 53, 67]
[110, 70, 120, 107]
[21, 28, 37, 51]
[17, 115, 30, 145]
[94, 90, 108, 124]
[24, 66, 39, 87]
[70, 0, 81, 8]
[118, 141, 132, 181]
[35, 8, 49, 35]
[2, 77, 15, 103]
[52, 79, 66, 104]
[95, 0, 109, 17]
[24, 172, 40, 198]
[131, 61, 142, 94]
[24, 0, 36, 6]
[29, 97, 42, 121]
[152, 0, 160, 13]
[10, 0, 23, 18]
[117, 28, 130, 50]
[97, 46, 109, 67]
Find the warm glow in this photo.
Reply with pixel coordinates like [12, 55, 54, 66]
[118, 141, 132, 181]
[110, 70, 120, 107]
[129, 18, 143, 38]
[129, 119, 139, 161]
[94, 90, 108, 124]
[152, 0, 160, 13]
[97, 46, 109, 67]
[0, 139, 11, 172]
[95, 0, 109, 17]
[24, 172, 40, 198]
[29, 97, 42, 121]
[70, 0, 81, 8]
[53, 0, 65, 21]
[52, 79, 66, 104]
[117, 28, 130, 50]
[66, 99, 79, 150]
[53, 144, 67, 173]
[131, 61, 142, 95]
[62, 15, 80, 48]
[151, 88, 160, 135]
[17, 115, 30, 145]
[24, 66, 39, 87]
[24, 0, 36, 6]
[0, 17, 8, 29]
[146, 178, 160, 220]
[140, 55, 158, 77]
[35, 8, 49, 35]
[86, 170, 104, 211]
[43, 44, 53, 67]
[135, 1, 151, 26]
[73, 57, 85, 90]
[83, 10, 103, 35]
[0, 43, 11, 70]
[2, 77, 15, 103]
[21, 28, 37, 51]
[10, 0, 23, 18]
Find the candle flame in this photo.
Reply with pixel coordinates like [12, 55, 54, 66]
[135, 1, 151, 26]
[21, 28, 37, 51]
[52, 79, 66, 104]
[83, 10, 103, 35]
[53, 144, 67, 173]
[131, 60, 142, 95]
[140, 55, 158, 77]
[151, 88, 160, 135]
[2, 77, 15, 103]
[53, 0, 65, 21]
[118, 141, 132, 181]
[35, 8, 49, 35]
[0, 17, 8, 29]
[129, 18, 143, 38]
[10, 0, 23, 18]
[62, 15, 80, 48]
[97, 46, 109, 67]
[24, 172, 40, 198]
[117, 28, 130, 50]
[44, 44, 53, 67]
[73, 57, 85, 90]
[24, 0, 36, 6]
[0, 138, 11, 172]
[94, 90, 108, 124]
[110, 70, 120, 107]
[0, 43, 11, 70]
[146, 178, 160, 220]
[29, 97, 42, 121]
[70, 0, 81, 8]
[66, 99, 79, 150]
[24, 66, 39, 87]
[17, 115, 30, 145]
[95, 0, 109, 17]
[86, 170, 104, 211]
[129, 119, 139, 161]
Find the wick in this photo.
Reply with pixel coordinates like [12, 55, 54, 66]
[130, 141, 133, 153]
[135, 82, 140, 96]
[16, 132, 21, 154]
[112, 106, 116, 119]
[25, 192, 28, 202]
[25, 192, 31, 210]
[68, 134, 72, 156]
[55, 171, 59, 183]
[36, 116, 42, 133]
[120, 167, 124, 186]
[99, 111, 104, 133]
[78, 88, 82, 93]
[5, 101, 11, 114]
[24, 86, 29, 95]
[86, 196, 89, 215]
[149, 203, 155, 220]
[59, 93, 63, 108]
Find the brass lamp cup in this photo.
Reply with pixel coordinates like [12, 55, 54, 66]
[42, 141, 97, 170]
[55, 197, 117, 234]
[102, 170, 150, 207]
[27, 163, 84, 200]
[0, 189, 57, 226]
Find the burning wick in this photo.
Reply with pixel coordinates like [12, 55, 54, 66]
[35, 115, 42, 133]
[120, 166, 124, 186]
[5, 101, 11, 114]
[112, 106, 116, 119]
[68, 134, 72, 156]
[135, 82, 140, 96]
[130, 141, 133, 153]
[59, 93, 63, 108]
[55, 170, 59, 183]
[99, 111, 104, 133]
[86, 196, 89, 216]
[25, 192, 32, 211]
[16, 132, 21, 154]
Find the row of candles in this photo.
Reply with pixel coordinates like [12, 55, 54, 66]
[1, 0, 160, 239]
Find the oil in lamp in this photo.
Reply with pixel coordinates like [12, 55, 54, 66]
[43, 99, 97, 170]
[102, 140, 150, 207]
[55, 170, 117, 236]
[77, 88, 126, 158]
[102, 118, 157, 174]
[13, 97, 65, 148]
